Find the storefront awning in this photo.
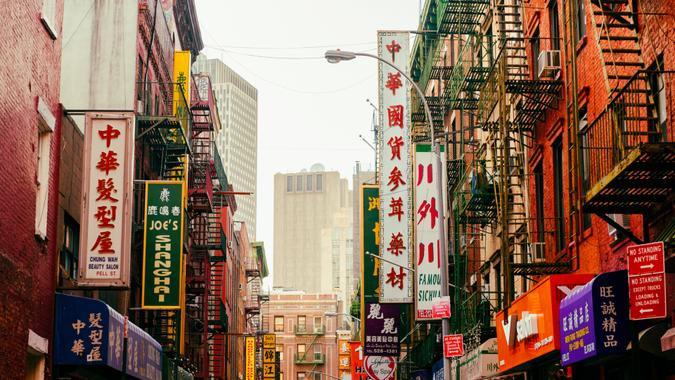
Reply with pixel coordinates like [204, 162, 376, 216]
[54, 293, 162, 380]
[559, 270, 629, 366]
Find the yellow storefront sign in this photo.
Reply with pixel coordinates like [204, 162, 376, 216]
[245, 336, 255, 380]
[263, 333, 276, 349]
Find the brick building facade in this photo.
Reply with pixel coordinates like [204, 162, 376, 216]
[0, 1, 63, 378]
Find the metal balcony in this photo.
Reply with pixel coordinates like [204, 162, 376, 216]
[294, 353, 325, 365]
[294, 325, 326, 335]
[580, 71, 675, 214]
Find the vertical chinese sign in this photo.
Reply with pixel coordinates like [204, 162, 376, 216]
[377, 31, 412, 303]
[173, 51, 191, 123]
[350, 341, 367, 380]
[141, 181, 184, 308]
[363, 303, 400, 356]
[414, 143, 447, 320]
[338, 339, 352, 379]
[360, 185, 380, 343]
[245, 336, 256, 380]
[79, 113, 134, 287]
[263, 334, 277, 379]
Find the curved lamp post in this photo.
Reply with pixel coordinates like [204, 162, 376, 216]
[325, 49, 451, 380]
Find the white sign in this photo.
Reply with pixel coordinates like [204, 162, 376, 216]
[364, 356, 396, 380]
[501, 311, 540, 347]
[378, 30, 413, 303]
[415, 143, 447, 319]
[79, 113, 135, 286]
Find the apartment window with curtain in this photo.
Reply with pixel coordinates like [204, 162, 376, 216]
[297, 344, 306, 358]
[553, 137, 566, 251]
[549, 0, 561, 50]
[274, 316, 284, 332]
[296, 372, 305, 380]
[297, 315, 306, 332]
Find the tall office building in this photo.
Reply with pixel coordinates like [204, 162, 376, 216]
[193, 55, 258, 238]
[274, 164, 353, 297]
[351, 163, 376, 293]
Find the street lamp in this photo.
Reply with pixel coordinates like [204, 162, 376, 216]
[325, 48, 452, 380]
[325, 311, 361, 336]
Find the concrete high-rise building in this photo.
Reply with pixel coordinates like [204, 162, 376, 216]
[274, 164, 352, 295]
[351, 163, 376, 293]
[193, 55, 258, 238]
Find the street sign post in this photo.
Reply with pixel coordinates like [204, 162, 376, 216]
[443, 334, 464, 358]
[627, 242, 667, 320]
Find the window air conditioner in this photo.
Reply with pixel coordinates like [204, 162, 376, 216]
[530, 242, 546, 262]
[538, 50, 561, 79]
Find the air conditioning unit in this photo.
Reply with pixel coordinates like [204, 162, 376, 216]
[530, 242, 546, 262]
[538, 50, 561, 79]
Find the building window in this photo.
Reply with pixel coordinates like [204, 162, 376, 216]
[286, 176, 293, 192]
[316, 174, 323, 191]
[608, 214, 631, 241]
[274, 316, 284, 332]
[534, 163, 545, 243]
[60, 213, 79, 281]
[35, 115, 53, 240]
[549, 0, 561, 50]
[306, 174, 313, 191]
[649, 58, 666, 138]
[296, 175, 303, 192]
[313, 316, 322, 332]
[297, 372, 305, 380]
[313, 372, 321, 380]
[576, 0, 586, 41]
[40, 0, 57, 39]
[531, 28, 541, 78]
[297, 315, 306, 332]
[297, 343, 306, 357]
[553, 137, 566, 252]
[276, 344, 284, 361]
[579, 106, 592, 230]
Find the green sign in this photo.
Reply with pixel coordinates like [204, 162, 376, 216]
[142, 181, 184, 309]
[361, 185, 380, 305]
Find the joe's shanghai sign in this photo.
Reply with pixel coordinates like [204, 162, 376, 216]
[142, 181, 185, 309]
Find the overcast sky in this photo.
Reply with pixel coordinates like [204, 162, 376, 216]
[195, 1, 421, 288]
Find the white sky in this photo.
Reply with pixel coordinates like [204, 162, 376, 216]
[195, 1, 421, 288]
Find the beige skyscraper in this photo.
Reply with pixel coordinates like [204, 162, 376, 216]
[273, 164, 353, 297]
[193, 55, 258, 238]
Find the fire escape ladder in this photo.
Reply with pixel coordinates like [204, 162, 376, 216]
[588, 0, 645, 97]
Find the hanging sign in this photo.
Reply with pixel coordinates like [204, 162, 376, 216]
[444, 334, 464, 357]
[245, 336, 255, 380]
[79, 113, 134, 287]
[414, 143, 447, 319]
[364, 356, 396, 380]
[628, 242, 667, 320]
[142, 181, 184, 308]
[364, 303, 400, 356]
[377, 30, 413, 303]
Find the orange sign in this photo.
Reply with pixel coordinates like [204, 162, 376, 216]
[495, 274, 593, 372]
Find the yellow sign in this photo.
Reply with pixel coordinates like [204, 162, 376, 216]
[172, 51, 191, 124]
[245, 336, 255, 380]
[263, 363, 275, 378]
[263, 347, 275, 363]
[263, 333, 276, 349]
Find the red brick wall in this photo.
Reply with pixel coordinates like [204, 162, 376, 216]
[0, 0, 63, 378]
[524, 0, 674, 316]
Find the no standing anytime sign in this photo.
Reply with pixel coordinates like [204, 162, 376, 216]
[627, 241, 667, 320]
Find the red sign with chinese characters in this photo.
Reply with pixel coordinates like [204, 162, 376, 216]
[443, 334, 464, 357]
[628, 241, 665, 276]
[378, 30, 412, 303]
[350, 341, 367, 380]
[79, 113, 135, 287]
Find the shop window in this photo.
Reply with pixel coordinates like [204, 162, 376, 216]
[60, 213, 79, 281]
[553, 137, 566, 252]
[274, 316, 284, 332]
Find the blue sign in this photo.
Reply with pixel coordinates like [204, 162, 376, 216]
[55, 294, 161, 379]
[126, 322, 162, 380]
[559, 270, 629, 366]
[55, 293, 124, 370]
[432, 359, 444, 380]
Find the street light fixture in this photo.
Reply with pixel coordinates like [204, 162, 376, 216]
[325, 47, 452, 379]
